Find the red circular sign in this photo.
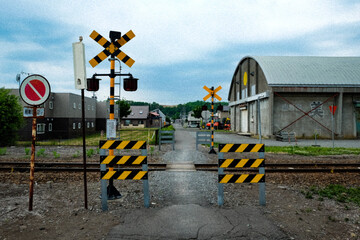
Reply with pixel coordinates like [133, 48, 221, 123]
[20, 75, 51, 106]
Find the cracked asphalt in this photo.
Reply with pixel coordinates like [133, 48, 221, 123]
[106, 124, 288, 239]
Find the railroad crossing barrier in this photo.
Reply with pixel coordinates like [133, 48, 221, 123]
[159, 130, 175, 150]
[99, 140, 150, 210]
[195, 131, 211, 150]
[218, 143, 266, 206]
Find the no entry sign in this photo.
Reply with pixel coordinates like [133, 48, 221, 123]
[20, 75, 51, 106]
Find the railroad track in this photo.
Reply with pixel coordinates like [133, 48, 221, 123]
[0, 162, 359, 173]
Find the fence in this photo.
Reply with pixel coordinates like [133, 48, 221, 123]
[159, 130, 175, 150]
[195, 131, 211, 150]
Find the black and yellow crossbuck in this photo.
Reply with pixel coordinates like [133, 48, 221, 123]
[89, 30, 135, 68]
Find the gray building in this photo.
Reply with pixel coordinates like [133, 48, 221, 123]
[10, 90, 97, 140]
[228, 56, 360, 139]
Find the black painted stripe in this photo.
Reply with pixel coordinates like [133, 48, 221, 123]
[94, 56, 102, 64]
[124, 141, 136, 149]
[122, 55, 130, 63]
[110, 87, 115, 96]
[94, 34, 102, 42]
[123, 34, 130, 42]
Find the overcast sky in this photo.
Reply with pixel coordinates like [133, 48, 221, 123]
[1, 0, 360, 105]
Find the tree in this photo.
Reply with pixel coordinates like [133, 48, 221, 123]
[192, 105, 203, 119]
[0, 88, 23, 146]
[117, 99, 131, 119]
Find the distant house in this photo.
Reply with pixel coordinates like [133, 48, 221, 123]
[120, 105, 150, 128]
[9, 89, 97, 140]
[187, 111, 201, 127]
[217, 105, 230, 120]
[150, 109, 166, 127]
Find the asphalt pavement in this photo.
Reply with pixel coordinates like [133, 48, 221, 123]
[106, 124, 289, 239]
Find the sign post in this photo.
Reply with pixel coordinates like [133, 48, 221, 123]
[19, 74, 50, 211]
[89, 29, 136, 200]
[203, 85, 222, 154]
[73, 37, 88, 209]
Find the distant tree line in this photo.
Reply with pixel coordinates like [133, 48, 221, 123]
[125, 100, 228, 120]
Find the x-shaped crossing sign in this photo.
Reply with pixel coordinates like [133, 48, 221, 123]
[89, 30, 135, 68]
[203, 85, 222, 101]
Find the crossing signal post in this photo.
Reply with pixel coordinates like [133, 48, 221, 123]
[89, 29, 138, 199]
[203, 85, 222, 154]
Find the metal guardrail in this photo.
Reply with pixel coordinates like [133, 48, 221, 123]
[159, 130, 175, 150]
[195, 131, 211, 150]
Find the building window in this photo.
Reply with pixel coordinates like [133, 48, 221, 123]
[88, 105, 90, 111]
[78, 123, 81, 129]
[73, 103, 76, 109]
[49, 101, 53, 110]
[73, 123, 76, 129]
[37, 123, 46, 134]
[139, 110, 143, 114]
[139, 120, 144, 124]
[125, 120, 130, 126]
[78, 104, 81, 110]
[87, 122, 90, 128]
[91, 122, 94, 128]
[92, 105, 95, 111]
[48, 123, 53, 132]
[251, 85, 256, 96]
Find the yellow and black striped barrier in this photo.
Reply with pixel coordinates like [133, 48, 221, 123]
[218, 159, 265, 168]
[99, 140, 146, 150]
[101, 169, 148, 180]
[218, 143, 266, 206]
[219, 143, 264, 152]
[100, 155, 147, 166]
[219, 174, 265, 183]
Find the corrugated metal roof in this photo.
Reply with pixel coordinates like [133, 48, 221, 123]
[246, 56, 360, 86]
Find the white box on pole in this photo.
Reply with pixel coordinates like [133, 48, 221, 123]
[72, 41, 87, 90]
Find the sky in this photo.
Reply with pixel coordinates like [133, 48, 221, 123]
[1, 0, 360, 105]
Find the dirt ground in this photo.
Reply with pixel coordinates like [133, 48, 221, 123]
[0, 145, 359, 239]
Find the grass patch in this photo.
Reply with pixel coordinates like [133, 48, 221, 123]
[0, 147, 6, 155]
[161, 125, 175, 131]
[266, 146, 360, 156]
[16, 129, 158, 146]
[305, 184, 360, 206]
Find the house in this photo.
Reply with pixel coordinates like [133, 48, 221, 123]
[150, 109, 166, 127]
[187, 111, 201, 128]
[227, 56, 360, 139]
[9, 89, 97, 140]
[120, 105, 150, 128]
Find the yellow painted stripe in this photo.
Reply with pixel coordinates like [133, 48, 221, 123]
[133, 156, 146, 165]
[214, 85, 222, 93]
[220, 144, 233, 152]
[98, 37, 108, 47]
[132, 141, 145, 149]
[251, 174, 264, 183]
[126, 30, 136, 39]
[102, 170, 115, 180]
[251, 144, 263, 152]
[117, 156, 131, 165]
[220, 174, 233, 183]
[89, 58, 98, 68]
[221, 159, 233, 168]
[236, 144, 249, 152]
[214, 94, 222, 101]
[125, 58, 135, 68]
[117, 51, 127, 60]
[89, 30, 99, 40]
[117, 141, 130, 149]
[101, 140, 115, 149]
[133, 171, 147, 180]
[98, 51, 108, 61]
[109, 113, 114, 120]
[102, 156, 115, 164]
[251, 159, 263, 168]
[235, 174, 249, 183]
[118, 171, 132, 180]
[236, 159, 248, 168]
